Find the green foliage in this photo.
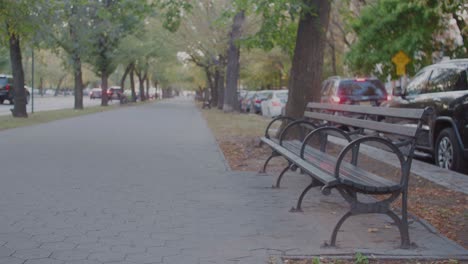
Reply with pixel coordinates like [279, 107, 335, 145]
[235, 0, 320, 57]
[354, 252, 369, 264]
[346, 0, 446, 79]
[240, 48, 290, 89]
[155, 0, 193, 32]
[85, 0, 152, 76]
[312, 257, 321, 264]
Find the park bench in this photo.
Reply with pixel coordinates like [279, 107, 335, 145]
[260, 102, 429, 249]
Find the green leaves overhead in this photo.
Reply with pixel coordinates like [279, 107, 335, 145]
[156, 0, 193, 32]
[345, 0, 456, 79]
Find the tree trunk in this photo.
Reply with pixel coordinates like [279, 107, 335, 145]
[136, 70, 146, 101]
[120, 63, 133, 92]
[8, 30, 27, 117]
[144, 71, 149, 100]
[54, 74, 66, 96]
[101, 72, 109, 106]
[70, 4, 83, 109]
[130, 68, 137, 102]
[328, 30, 337, 76]
[284, 0, 331, 119]
[216, 68, 225, 110]
[72, 55, 83, 109]
[206, 67, 217, 107]
[39, 77, 44, 96]
[223, 10, 245, 112]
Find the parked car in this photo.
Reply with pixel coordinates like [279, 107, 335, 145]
[107, 86, 122, 100]
[261, 90, 288, 117]
[320, 76, 388, 105]
[382, 58, 468, 173]
[251, 90, 273, 114]
[240, 91, 255, 113]
[0, 74, 30, 104]
[90, 88, 102, 99]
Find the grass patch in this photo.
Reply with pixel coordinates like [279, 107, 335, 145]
[201, 106, 269, 138]
[0, 104, 121, 131]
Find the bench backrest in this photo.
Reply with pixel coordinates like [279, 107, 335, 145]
[304, 103, 427, 139]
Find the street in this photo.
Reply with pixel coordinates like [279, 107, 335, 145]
[0, 96, 117, 116]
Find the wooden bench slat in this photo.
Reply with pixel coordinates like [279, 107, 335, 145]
[261, 138, 339, 185]
[263, 138, 400, 193]
[307, 102, 425, 120]
[304, 111, 418, 137]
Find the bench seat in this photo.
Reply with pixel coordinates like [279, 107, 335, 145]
[263, 137, 400, 194]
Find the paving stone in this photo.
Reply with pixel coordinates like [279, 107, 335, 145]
[5, 240, 41, 250]
[51, 250, 91, 261]
[40, 242, 77, 251]
[110, 245, 146, 254]
[88, 251, 126, 262]
[13, 248, 53, 259]
[125, 253, 162, 263]
[0, 256, 24, 264]
[24, 259, 65, 264]
[64, 261, 101, 264]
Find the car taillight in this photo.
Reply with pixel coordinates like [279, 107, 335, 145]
[272, 101, 281, 107]
[255, 99, 261, 104]
[5, 84, 10, 91]
[331, 96, 341, 103]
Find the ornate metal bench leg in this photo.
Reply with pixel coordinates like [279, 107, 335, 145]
[290, 179, 320, 212]
[385, 210, 410, 249]
[260, 151, 280, 174]
[272, 162, 291, 189]
[329, 211, 353, 247]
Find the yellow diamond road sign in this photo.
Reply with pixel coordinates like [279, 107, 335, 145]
[392, 51, 410, 76]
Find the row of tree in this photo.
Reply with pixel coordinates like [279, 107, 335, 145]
[1, 0, 466, 119]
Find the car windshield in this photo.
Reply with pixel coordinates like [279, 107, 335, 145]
[0, 78, 7, 86]
[276, 92, 288, 99]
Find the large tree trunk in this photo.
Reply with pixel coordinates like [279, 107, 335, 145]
[223, 10, 245, 112]
[216, 68, 225, 110]
[72, 55, 83, 109]
[130, 68, 137, 102]
[8, 30, 27, 117]
[70, 5, 83, 109]
[284, 0, 331, 119]
[101, 73, 109, 106]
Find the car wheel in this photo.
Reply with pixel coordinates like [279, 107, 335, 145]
[435, 128, 467, 173]
[9, 99, 14, 105]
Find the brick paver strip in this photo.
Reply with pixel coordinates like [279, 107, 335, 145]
[0, 98, 466, 263]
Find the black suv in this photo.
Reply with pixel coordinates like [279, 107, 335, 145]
[321, 77, 388, 106]
[0, 74, 30, 104]
[383, 59, 468, 173]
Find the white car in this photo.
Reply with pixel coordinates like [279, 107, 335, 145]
[261, 90, 288, 117]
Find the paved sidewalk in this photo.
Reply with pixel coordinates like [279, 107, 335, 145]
[0, 98, 466, 264]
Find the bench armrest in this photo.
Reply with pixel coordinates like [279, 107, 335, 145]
[300, 126, 353, 159]
[334, 136, 408, 186]
[264, 116, 296, 139]
[278, 120, 318, 146]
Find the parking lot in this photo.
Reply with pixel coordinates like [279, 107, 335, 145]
[0, 96, 117, 116]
